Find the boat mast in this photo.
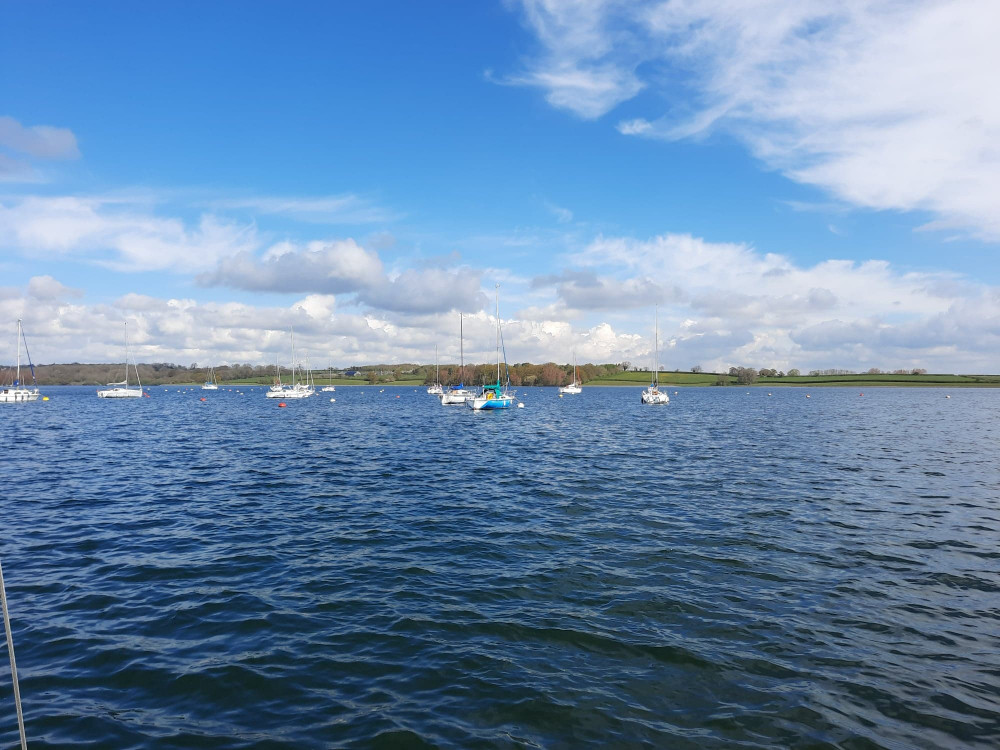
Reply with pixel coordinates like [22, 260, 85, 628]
[653, 306, 659, 387]
[290, 327, 296, 387]
[15, 319, 21, 387]
[124, 321, 129, 388]
[496, 288, 501, 384]
[435, 345, 439, 384]
[459, 313, 464, 386]
[133, 322, 142, 391]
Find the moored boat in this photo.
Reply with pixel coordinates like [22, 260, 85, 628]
[0, 319, 40, 404]
[641, 307, 669, 405]
[467, 286, 516, 411]
[98, 321, 143, 399]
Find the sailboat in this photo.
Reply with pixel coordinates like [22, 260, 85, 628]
[1, 319, 40, 403]
[559, 353, 583, 395]
[267, 353, 285, 396]
[266, 328, 314, 399]
[292, 356, 316, 398]
[201, 366, 219, 390]
[441, 313, 476, 405]
[467, 286, 516, 410]
[98, 320, 143, 398]
[641, 306, 669, 405]
[321, 365, 336, 392]
[426, 345, 443, 395]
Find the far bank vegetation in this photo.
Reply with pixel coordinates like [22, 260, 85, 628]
[6, 361, 997, 387]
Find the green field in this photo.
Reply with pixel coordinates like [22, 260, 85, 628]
[585, 371, 1000, 387]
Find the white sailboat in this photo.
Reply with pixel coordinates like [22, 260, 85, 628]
[641, 306, 669, 405]
[201, 366, 219, 390]
[267, 353, 285, 396]
[559, 353, 583, 395]
[98, 321, 143, 399]
[467, 286, 516, 411]
[426, 345, 444, 395]
[266, 328, 314, 399]
[321, 365, 336, 392]
[1, 319, 41, 404]
[441, 313, 476, 405]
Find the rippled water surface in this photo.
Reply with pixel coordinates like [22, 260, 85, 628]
[1, 385, 999, 748]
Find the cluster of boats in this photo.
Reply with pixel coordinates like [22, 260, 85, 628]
[3, 294, 670, 407]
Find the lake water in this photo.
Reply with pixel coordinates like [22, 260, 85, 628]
[1, 385, 998, 748]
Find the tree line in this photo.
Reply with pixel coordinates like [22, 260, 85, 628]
[5, 361, 938, 386]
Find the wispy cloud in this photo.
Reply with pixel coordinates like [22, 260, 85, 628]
[544, 200, 574, 223]
[0, 116, 80, 160]
[0, 116, 80, 183]
[0, 195, 258, 272]
[506, 1, 1000, 241]
[211, 194, 396, 224]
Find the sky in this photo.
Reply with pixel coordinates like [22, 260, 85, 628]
[2, 0, 999, 373]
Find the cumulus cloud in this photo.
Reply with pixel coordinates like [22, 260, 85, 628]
[507, 0, 1000, 240]
[0, 277, 646, 368]
[197, 240, 385, 293]
[533, 269, 683, 309]
[358, 267, 485, 314]
[27, 275, 83, 301]
[198, 241, 484, 315]
[524, 231, 1000, 372]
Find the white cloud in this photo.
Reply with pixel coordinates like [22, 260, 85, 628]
[0, 115, 80, 160]
[358, 267, 486, 314]
[197, 239, 486, 316]
[197, 239, 385, 293]
[3, 244, 1000, 373]
[27, 275, 83, 301]
[0, 154, 42, 183]
[521, 231, 1000, 371]
[211, 194, 395, 224]
[508, 0, 1000, 240]
[544, 201, 574, 223]
[0, 196, 258, 272]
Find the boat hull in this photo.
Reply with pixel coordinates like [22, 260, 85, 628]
[441, 389, 474, 405]
[201, 384, 219, 390]
[0, 388, 40, 403]
[98, 388, 143, 399]
[467, 395, 514, 410]
[267, 388, 313, 399]
[641, 388, 669, 405]
[559, 384, 582, 394]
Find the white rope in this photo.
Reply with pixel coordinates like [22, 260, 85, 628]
[0, 556, 27, 749]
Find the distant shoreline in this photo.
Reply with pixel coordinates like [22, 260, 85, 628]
[36, 380, 1000, 389]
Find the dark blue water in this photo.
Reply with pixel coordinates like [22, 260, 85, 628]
[1, 385, 999, 748]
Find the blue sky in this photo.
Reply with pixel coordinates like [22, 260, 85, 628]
[2, 1, 998, 372]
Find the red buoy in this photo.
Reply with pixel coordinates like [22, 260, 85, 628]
[200, 397, 207, 401]
[278, 402, 287, 407]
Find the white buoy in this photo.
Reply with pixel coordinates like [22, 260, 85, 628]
[946, 395, 951, 398]
[517, 402, 525, 408]
[330, 398, 336, 402]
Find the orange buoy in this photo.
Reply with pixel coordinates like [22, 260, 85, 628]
[199, 397, 206, 402]
[278, 402, 287, 407]
[859, 392, 864, 396]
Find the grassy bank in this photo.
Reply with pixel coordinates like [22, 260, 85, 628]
[585, 371, 1000, 387]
